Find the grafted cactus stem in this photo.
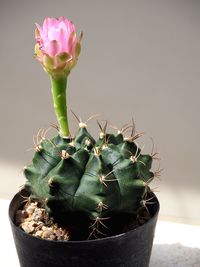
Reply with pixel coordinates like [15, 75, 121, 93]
[50, 76, 69, 138]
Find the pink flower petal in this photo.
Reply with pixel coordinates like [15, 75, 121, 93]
[67, 31, 76, 54]
[45, 40, 61, 57]
[57, 28, 67, 53]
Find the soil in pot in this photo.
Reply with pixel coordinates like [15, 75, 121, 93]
[15, 192, 154, 241]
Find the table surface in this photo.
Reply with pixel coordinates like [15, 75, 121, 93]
[1, 199, 200, 267]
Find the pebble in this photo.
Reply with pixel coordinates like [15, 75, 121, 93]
[20, 221, 35, 234]
[16, 200, 69, 241]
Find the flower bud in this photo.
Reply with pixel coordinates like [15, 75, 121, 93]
[34, 16, 82, 78]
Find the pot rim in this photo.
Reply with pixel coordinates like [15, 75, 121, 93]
[9, 189, 160, 244]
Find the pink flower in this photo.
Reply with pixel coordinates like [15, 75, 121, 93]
[34, 17, 82, 77]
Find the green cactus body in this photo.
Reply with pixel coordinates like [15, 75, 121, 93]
[24, 125, 154, 237]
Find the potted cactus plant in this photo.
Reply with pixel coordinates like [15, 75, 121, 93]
[9, 16, 160, 267]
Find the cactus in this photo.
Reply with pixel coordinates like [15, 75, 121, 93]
[24, 16, 160, 239]
[24, 120, 158, 238]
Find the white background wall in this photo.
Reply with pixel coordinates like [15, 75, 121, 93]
[0, 0, 200, 224]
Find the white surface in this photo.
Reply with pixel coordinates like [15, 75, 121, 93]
[1, 199, 200, 267]
[150, 221, 200, 267]
[1, 199, 19, 267]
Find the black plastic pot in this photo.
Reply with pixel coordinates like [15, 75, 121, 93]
[9, 189, 159, 267]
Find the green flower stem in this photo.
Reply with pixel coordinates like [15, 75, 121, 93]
[50, 76, 69, 137]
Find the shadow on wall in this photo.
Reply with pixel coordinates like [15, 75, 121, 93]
[150, 243, 200, 267]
